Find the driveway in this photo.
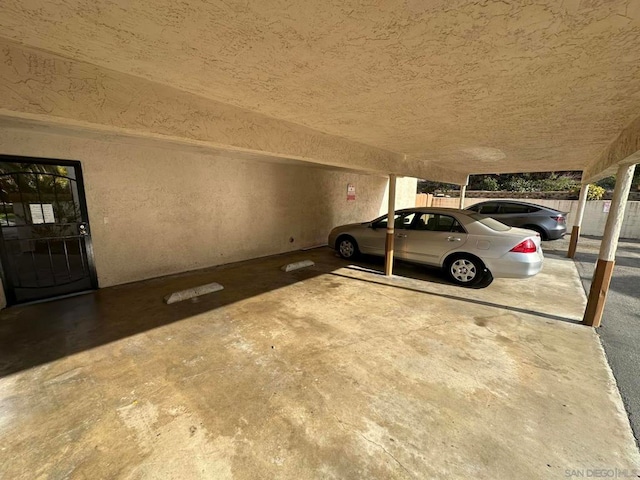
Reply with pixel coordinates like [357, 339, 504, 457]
[543, 235, 640, 448]
[0, 248, 638, 479]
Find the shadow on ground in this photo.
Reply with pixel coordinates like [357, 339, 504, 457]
[0, 250, 331, 378]
[0, 247, 585, 378]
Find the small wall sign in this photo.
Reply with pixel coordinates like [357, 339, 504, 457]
[29, 203, 55, 224]
[347, 183, 356, 201]
[603, 200, 611, 213]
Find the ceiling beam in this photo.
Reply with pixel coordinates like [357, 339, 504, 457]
[0, 38, 411, 178]
[583, 115, 640, 183]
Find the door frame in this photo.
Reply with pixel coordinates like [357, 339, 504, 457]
[0, 154, 98, 305]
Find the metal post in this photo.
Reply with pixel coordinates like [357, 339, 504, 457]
[384, 174, 397, 276]
[583, 163, 636, 327]
[567, 183, 590, 258]
[459, 185, 467, 210]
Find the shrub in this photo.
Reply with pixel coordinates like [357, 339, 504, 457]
[480, 177, 499, 191]
[587, 184, 605, 200]
[534, 175, 579, 192]
[417, 180, 456, 194]
[502, 176, 535, 192]
[596, 176, 616, 190]
[569, 184, 605, 200]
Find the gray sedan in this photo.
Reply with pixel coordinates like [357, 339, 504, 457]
[328, 207, 544, 287]
[466, 200, 567, 240]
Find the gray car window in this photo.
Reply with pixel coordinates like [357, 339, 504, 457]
[478, 203, 500, 214]
[501, 203, 530, 214]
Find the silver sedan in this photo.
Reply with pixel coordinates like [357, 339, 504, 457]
[328, 207, 544, 287]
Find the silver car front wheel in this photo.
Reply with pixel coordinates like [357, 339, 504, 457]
[338, 237, 357, 259]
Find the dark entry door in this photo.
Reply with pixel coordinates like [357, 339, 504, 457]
[0, 157, 97, 304]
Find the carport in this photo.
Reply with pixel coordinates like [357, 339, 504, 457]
[1, 1, 638, 327]
[1, 1, 640, 477]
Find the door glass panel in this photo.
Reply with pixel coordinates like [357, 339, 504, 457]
[414, 214, 466, 233]
[451, 220, 466, 233]
[415, 213, 437, 231]
[374, 212, 415, 229]
[0, 161, 94, 304]
[395, 212, 415, 229]
[434, 215, 455, 231]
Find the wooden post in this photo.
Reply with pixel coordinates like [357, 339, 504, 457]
[384, 174, 397, 276]
[567, 183, 590, 258]
[583, 164, 636, 327]
[426, 193, 433, 207]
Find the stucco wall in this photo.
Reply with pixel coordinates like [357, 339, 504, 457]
[0, 129, 416, 288]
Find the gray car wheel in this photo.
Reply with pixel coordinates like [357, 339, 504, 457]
[337, 236, 358, 259]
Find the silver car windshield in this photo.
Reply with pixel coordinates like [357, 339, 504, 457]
[470, 214, 511, 232]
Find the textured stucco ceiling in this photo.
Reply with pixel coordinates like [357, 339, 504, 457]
[1, 0, 640, 176]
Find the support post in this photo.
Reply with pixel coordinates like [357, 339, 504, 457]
[567, 183, 590, 258]
[384, 174, 397, 276]
[583, 163, 636, 327]
[458, 184, 467, 210]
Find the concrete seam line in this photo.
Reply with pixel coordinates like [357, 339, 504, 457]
[301, 244, 328, 250]
[593, 335, 640, 451]
[281, 260, 315, 272]
[164, 282, 224, 304]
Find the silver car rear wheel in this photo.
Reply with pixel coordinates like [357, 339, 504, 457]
[338, 237, 357, 259]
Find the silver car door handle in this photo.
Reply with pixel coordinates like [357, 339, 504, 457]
[396, 233, 407, 238]
[447, 236, 461, 242]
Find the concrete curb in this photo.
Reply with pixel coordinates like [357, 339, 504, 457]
[281, 260, 315, 272]
[164, 282, 224, 304]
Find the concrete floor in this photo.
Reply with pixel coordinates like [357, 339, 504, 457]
[544, 235, 640, 447]
[1, 248, 639, 479]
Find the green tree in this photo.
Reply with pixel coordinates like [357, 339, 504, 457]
[595, 169, 640, 190]
[468, 171, 581, 192]
[417, 180, 459, 194]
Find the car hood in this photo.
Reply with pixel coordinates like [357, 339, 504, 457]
[330, 222, 369, 234]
